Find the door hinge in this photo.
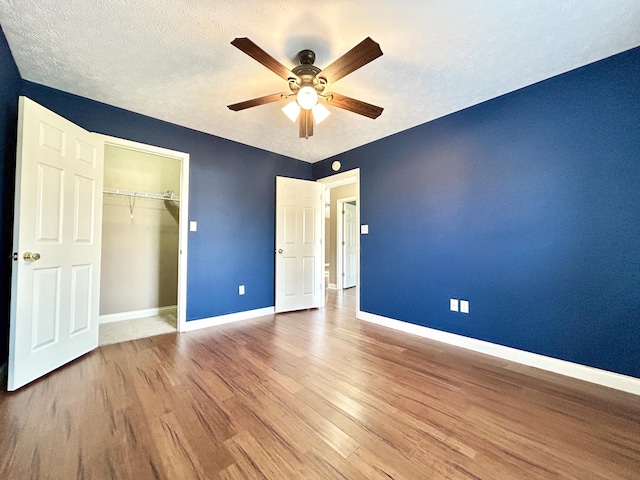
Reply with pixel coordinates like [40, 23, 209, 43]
[342, 241, 345, 246]
[12, 252, 18, 261]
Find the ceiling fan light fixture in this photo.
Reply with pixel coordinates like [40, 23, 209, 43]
[228, 37, 384, 138]
[281, 101, 300, 122]
[312, 103, 331, 124]
[297, 86, 318, 110]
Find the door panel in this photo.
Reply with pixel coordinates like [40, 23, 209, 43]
[283, 257, 297, 297]
[343, 202, 357, 288]
[32, 267, 61, 349]
[303, 207, 315, 244]
[75, 138, 97, 167]
[284, 205, 297, 244]
[70, 264, 92, 334]
[37, 163, 64, 241]
[39, 121, 65, 154]
[275, 176, 323, 313]
[74, 175, 95, 243]
[8, 96, 104, 391]
[302, 256, 316, 295]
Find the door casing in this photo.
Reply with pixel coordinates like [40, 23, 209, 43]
[317, 168, 360, 313]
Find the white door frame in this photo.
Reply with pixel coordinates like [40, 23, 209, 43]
[98, 135, 190, 332]
[336, 196, 356, 290]
[317, 168, 360, 313]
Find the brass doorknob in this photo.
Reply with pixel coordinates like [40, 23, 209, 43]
[23, 252, 41, 262]
[277, 249, 283, 254]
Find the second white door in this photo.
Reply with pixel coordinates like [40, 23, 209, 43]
[275, 176, 323, 313]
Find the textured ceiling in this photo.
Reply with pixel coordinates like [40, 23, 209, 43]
[2, 1, 640, 163]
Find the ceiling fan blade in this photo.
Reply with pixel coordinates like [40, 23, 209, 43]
[299, 109, 314, 138]
[231, 38, 294, 81]
[325, 93, 383, 119]
[227, 93, 288, 111]
[318, 37, 382, 84]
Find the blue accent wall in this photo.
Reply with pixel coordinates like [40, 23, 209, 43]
[313, 47, 640, 378]
[0, 26, 21, 364]
[17, 83, 312, 322]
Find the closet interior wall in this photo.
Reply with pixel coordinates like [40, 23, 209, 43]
[100, 145, 181, 317]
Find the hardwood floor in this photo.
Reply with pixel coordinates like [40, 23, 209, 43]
[1, 289, 639, 479]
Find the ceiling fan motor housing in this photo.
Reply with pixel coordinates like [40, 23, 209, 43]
[290, 50, 326, 94]
[298, 49, 315, 65]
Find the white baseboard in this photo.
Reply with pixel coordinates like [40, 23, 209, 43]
[181, 306, 275, 332]
[357, 310, 640, 396]
[327, 283, 337, 290]
[100, 305, 177, 324]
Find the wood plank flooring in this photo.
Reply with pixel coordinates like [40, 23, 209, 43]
[1, 289, 639, 479]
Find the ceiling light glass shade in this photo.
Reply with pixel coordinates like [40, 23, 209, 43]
[312, 103, 331, 124]
[297, 86, 318, 110]
[281, 101, 300, 122]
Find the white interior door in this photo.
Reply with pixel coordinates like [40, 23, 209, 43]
[275, 176, 323, 313]
[8, 96, 104, 391]
[342, 202, 357, 288]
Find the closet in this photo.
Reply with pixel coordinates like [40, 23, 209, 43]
[99, 144, 181, 343]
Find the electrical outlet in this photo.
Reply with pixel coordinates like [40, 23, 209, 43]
[239, 285, 245, 295]
[450, 298, 459, 312]
[189, 221, 197, 232]
[460, 300, 469, 314]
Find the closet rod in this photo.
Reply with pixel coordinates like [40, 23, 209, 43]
[103, 187, 180, 202]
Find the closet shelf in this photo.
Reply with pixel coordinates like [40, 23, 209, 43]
[103, 187, 180, 202]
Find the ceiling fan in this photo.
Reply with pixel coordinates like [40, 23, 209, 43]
[227, 37, 384, 138]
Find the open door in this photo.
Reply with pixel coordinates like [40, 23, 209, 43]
[342, 201, 357, 288]
[8, 97, 104, 391]
[275, 176, 323, 313]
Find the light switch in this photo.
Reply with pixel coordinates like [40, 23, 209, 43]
[189, 221, 197, 232]
[239, 285, 245, 295]
[361, 224, 369, 234]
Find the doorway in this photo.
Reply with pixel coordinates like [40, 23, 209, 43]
[98, 136, 189, 344]
[317, 168, 360, 313]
